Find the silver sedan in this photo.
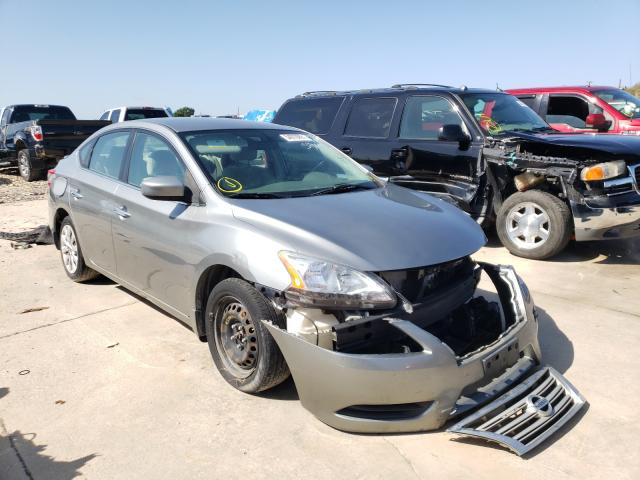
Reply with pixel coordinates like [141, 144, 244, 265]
[48, 118, 584, 455]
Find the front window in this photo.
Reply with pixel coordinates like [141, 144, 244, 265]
[460, 93, 550, 135]
[399, 95, 466, 140]
[594, 89, 640, 119]
[180, 129, 379, 198]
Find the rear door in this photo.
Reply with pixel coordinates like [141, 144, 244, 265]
[69, 130, 132, 274]
[111, 129, 197, 317]
[336, 96, 400, 176]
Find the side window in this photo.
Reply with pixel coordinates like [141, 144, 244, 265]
[89, 131, 130, 179]
[1, 108, 10, 125]
[109, 109, 121, 123]
[517, 95, 538, 110]
[399, 96, 464, 140]
[344, 97, 397, 138]
[78, 139, 95, 167]
[546, 96, 591, 128]
[127, 132, 185, 187]
[99, 112, 109, 121]
[274, 97, 344, 134]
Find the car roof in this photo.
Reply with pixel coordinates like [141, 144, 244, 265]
[124, 117, 299, 133]
[289, 85, 499, 99]
[506, 86, 616, 94]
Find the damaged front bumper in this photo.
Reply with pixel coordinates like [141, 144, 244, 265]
[263, 263, 585, 455]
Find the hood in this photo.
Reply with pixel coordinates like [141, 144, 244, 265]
[229, 184, 486, 272]
[504, 131, 640, 162]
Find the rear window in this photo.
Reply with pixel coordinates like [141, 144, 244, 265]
[344, 97, 397, 138]
[124, 108, 169, 121]
[10, 105, 76, 122]
[274, 97, 344, 134]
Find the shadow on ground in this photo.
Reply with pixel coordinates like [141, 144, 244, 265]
[484, 228, 640, 265]
[1, 430, 96, 480]
[536, 306, 574, 373]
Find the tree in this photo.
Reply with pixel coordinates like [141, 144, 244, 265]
[624, 82, 640, 98]
[173, 107, 195, 117]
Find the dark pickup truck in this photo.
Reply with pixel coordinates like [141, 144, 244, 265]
[0, 104, 109, 181]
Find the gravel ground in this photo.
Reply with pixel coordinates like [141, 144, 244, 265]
[0, 168, 48, 204]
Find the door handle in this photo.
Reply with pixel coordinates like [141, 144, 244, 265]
[341, 147, 352, 155]
[113, 206, 131, 219]
[70, 189, 83, 200]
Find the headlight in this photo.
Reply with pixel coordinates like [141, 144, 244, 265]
[580, 160, 627, 181]
[278, 251, 397, 309]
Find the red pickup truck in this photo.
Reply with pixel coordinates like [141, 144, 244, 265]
[506, 86, 640, 135]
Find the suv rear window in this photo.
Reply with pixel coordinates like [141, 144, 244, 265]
[124, 109, 169, 121]
[344, 97, 396, 138]
[274, 97, 343, 134]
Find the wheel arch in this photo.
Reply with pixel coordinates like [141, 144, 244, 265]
[195, 264, 243, 340]
[52, 207, 71, 250]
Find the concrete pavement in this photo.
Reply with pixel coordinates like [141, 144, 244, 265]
[1, 199, 639, 479]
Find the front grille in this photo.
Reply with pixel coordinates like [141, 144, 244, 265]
[448, 367, 585, 456]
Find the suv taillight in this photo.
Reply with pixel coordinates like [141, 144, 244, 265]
[30, 125, 43, 142]
[47, 169, 56, 188]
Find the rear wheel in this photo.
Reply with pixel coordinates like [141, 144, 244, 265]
[17, 149, 45, 182]
[205, 278, 289, 393]
[496, 190, 572, 260]
[59, 217, 100, 282]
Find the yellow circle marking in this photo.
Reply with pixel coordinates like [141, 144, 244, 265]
[217, 176, 243, 193]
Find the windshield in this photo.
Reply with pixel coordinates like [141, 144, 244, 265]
[124, 108, 168, 120]
[594, 89, 640, 119]
[11, 105, 76, 122]
[460, 93, 550, 135]
[180, 129, 379, 198]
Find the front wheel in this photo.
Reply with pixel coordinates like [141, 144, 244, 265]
[205, 278, 290, 393]
[496, 190, 572, 260]
[17, 149, 45, 182]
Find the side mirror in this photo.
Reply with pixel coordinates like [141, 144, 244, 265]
[141, 176, 185, 201]
[438, 124, 471, 149]
[585, 113, 610, 132]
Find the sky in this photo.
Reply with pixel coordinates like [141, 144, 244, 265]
[1, 0, 638, 118]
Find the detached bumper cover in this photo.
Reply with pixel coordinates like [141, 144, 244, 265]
[448, 366, 586, 456]
[571, 200, 640, 241]
[263, 265, 546, 435]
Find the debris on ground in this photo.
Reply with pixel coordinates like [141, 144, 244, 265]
[0, 168, 48, 204]
[1, 225, 54, 246]
[19, 307, 50, 314]
[55, 400, 66, 405]
[106, 343, 119, 349]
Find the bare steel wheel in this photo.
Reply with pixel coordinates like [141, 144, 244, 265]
[505, 202, 550, 250]
[496, 190, 572, 260]
[58, 217, 100, 282]
[205, 278, 290, 393]
[215, 298, 260, 377]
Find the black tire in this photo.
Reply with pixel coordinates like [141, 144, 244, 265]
[59, 217, 100, 282]
[17, 149, 45, 182]
[205, 278, 290, 393]
[496, 190, 572, 260]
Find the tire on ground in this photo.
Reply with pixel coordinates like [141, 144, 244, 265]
[59, 217, 100, 282]
[17, 149, 45, 182]
[496, 189, 573, 260]
[205, 278, 290, 393]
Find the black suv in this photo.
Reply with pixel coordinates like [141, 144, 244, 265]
[274, 84, 640, 260]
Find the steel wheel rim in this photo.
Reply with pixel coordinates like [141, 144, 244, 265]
[505, 201, 551, 250]
[18, 153, 29, 178]
[214, 296, 259, 378]
[60, 224, 79, 273]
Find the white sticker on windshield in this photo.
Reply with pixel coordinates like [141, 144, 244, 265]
[280, 133, 312, 142]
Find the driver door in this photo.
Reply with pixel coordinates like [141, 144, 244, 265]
[387, 95, 483, 213]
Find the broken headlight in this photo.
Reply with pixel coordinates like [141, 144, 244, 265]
[580, 160, 626, 181]
[278, 251, 397, 309]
